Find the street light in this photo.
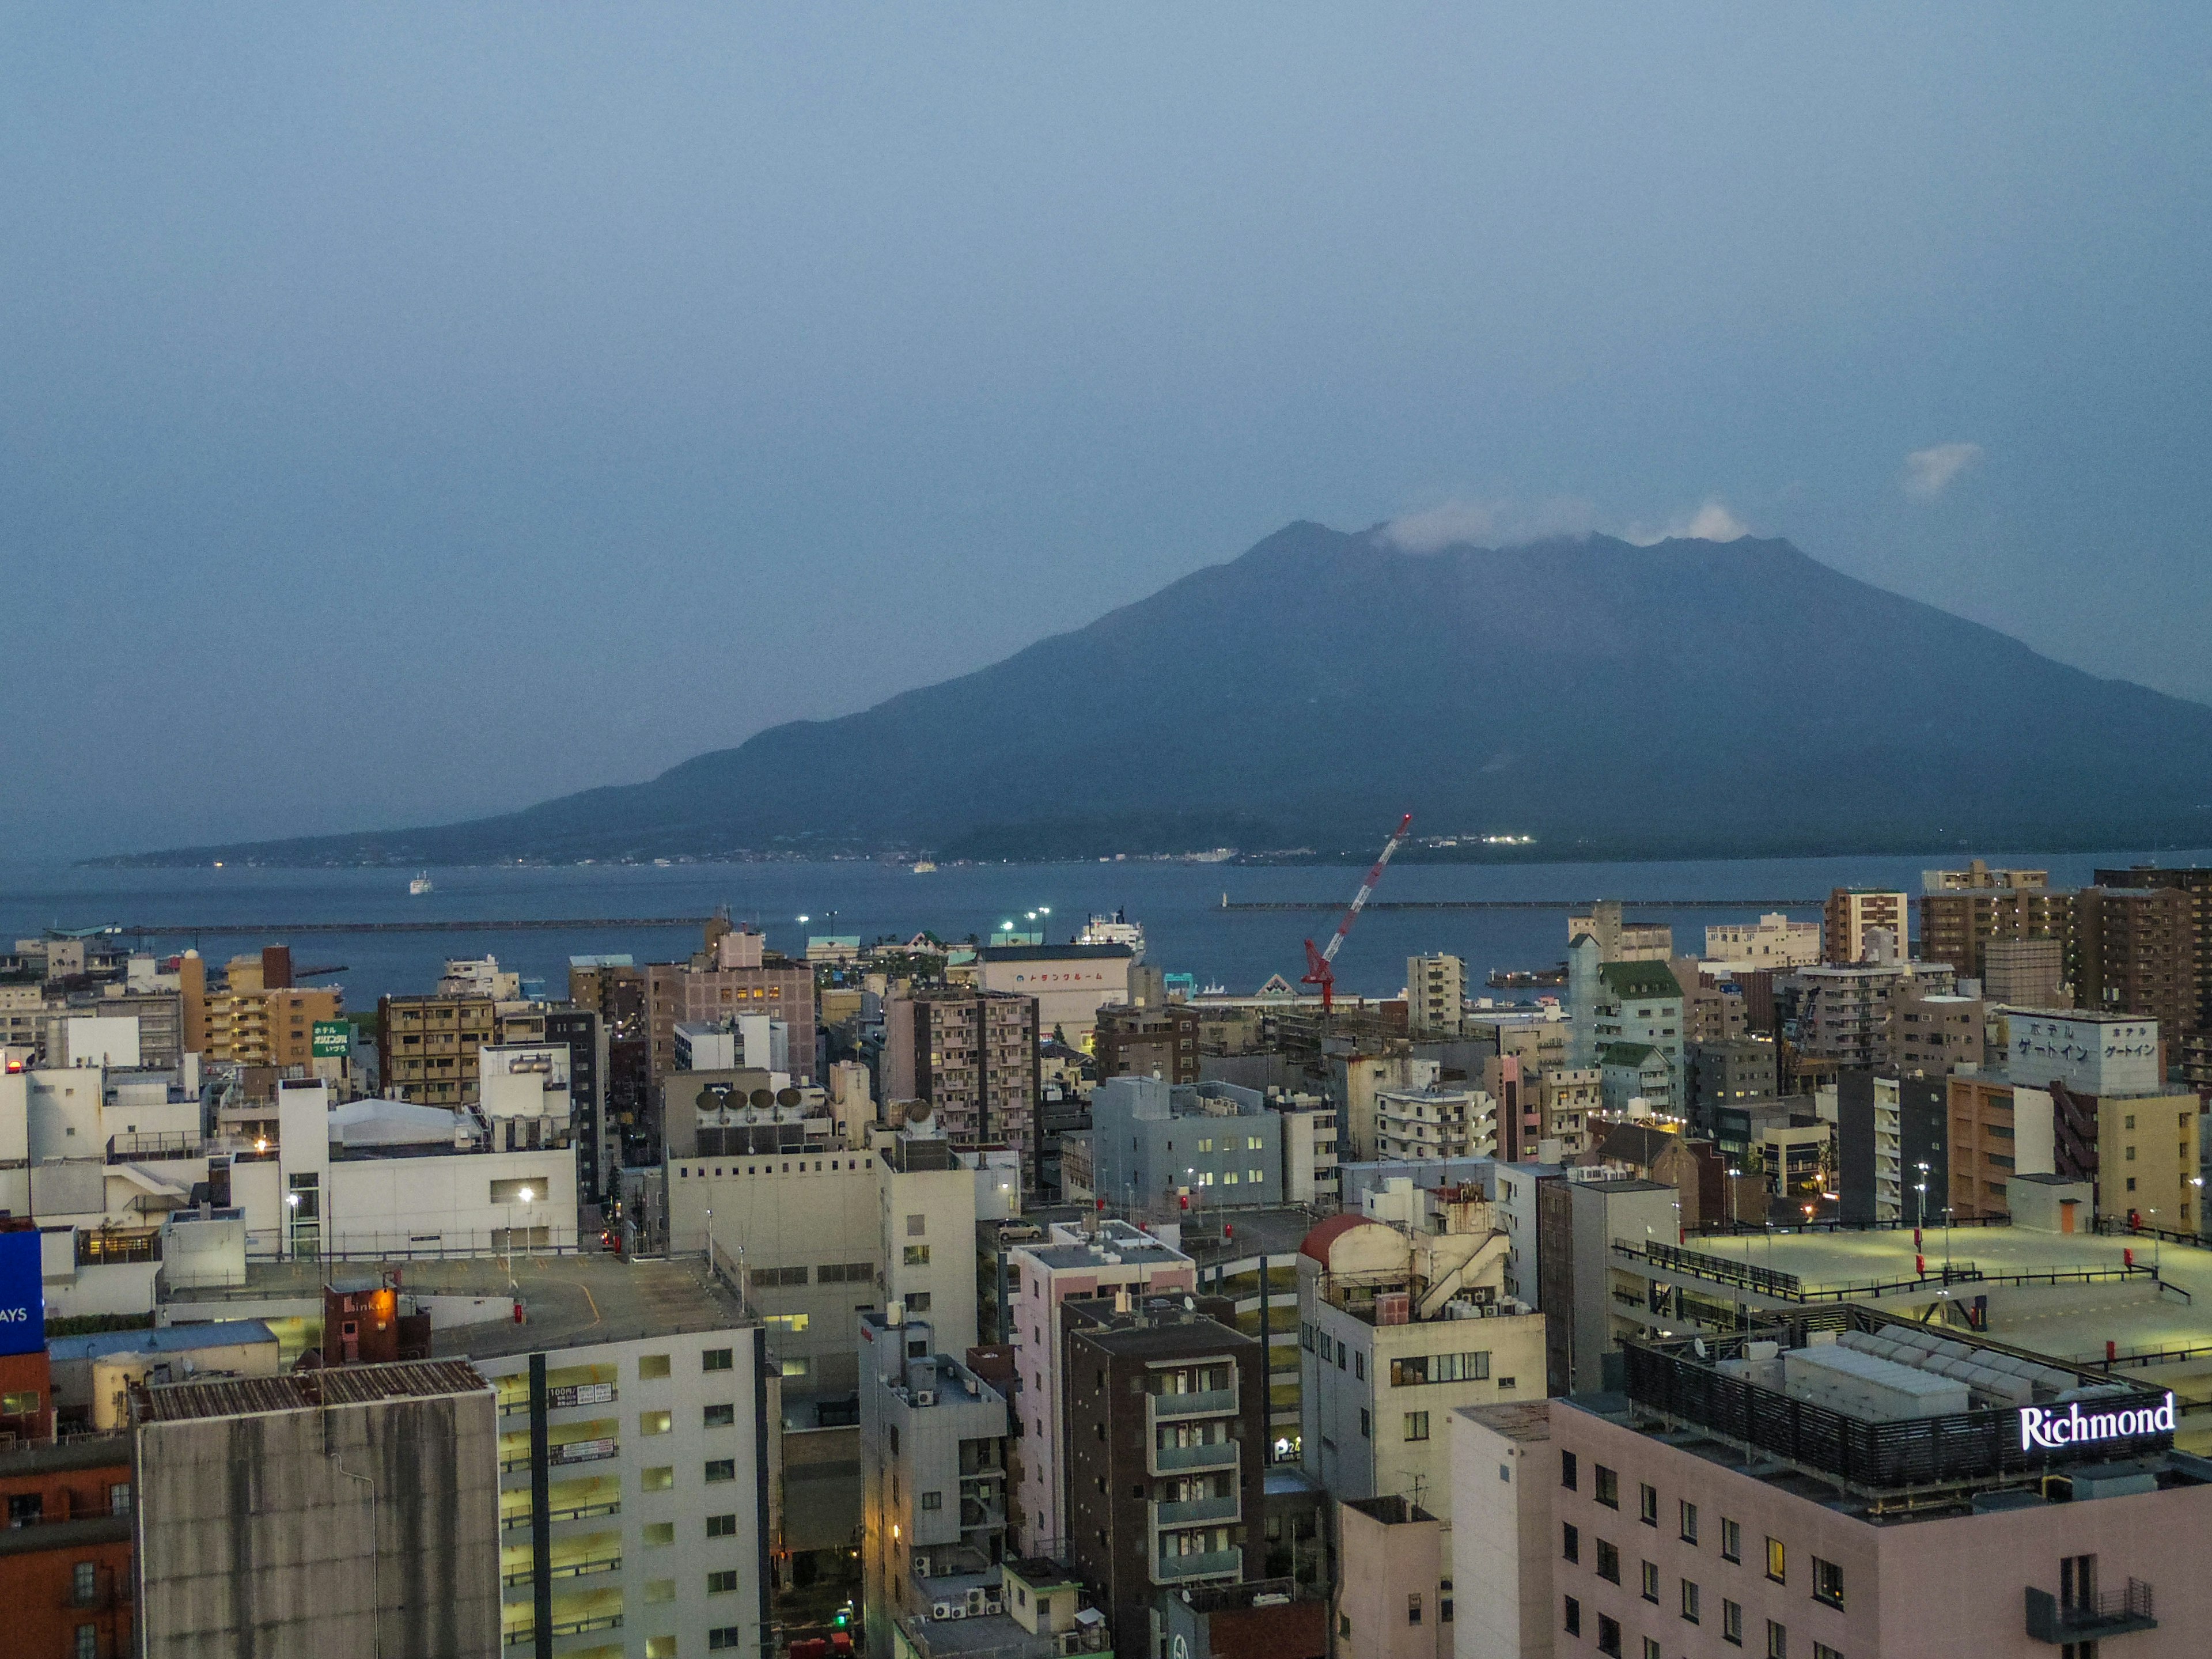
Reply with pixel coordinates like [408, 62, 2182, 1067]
[508, 1185, 534, 1273]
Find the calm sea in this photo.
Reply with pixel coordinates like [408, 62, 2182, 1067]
[3, 848, 2205, 1009]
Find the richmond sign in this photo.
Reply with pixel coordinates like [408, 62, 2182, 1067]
[2018, 1393, 2176, 1452]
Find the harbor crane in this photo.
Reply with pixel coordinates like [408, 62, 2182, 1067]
[1300, 811, 1412, 1012]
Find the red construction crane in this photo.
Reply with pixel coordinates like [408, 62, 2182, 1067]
[1301, 812, 1413, 1012]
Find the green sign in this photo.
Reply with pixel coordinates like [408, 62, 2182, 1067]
[311, 1021, 351, 1059]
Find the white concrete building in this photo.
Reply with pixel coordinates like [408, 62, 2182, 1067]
[1448, 1401, 1554, 1659]
[1406, 955, 1466, 1037]
[1374, 1084, 1497, 1162]
[1702, 912, 1821, 969]
[1297, 1190, 1543, 1529]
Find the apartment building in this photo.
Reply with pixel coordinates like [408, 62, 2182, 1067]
[459, 1284, 771, 1659]
[204, 982, 341, 1071]
[1823, 887, 1908, 964]
[1373, 1082, 1497, 1162]
[1537, 1066, 1598, 1159]
[2096, 865, 2212, 1084]
[881, 987, 1042, 1179]
[1092, 1002, 1200, 1086]
[1088, 1075, 1286, 1213]
[1535, 1177, 1682, 1395]
[1006, 1221, 1198, 1556]
[856, 1308, 1018, 1659]
[1791, 960, 1955, 1072]
[570, 955, 650, 1160]
[1887, 987, 1984, 1077]
[1918, 863, 2070, 981]
[379, 989, 498, 1106]
[2075, 885, 2200, 1042]
[1298, 1195, 1543, 1525]
[1406, 955, 1465, 1038]
[1061, 1292, 1268, 1650]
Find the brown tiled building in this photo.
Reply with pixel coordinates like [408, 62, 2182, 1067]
[1092, 1003, 1200, 1086]
[882, 987, 1041, 1176]
[645, 950, 816, 1084]
[2073, 885, 2199, 1043]
[1917, 882, 2071, 982]
[378, 991, 497, 1105]
[1060, 1294, 1267, 1652]
[2096, 865, 2212, 1085]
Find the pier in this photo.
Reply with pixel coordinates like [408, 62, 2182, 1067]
[1218, 897, 1824, 912]
[111, 916, 713, 938]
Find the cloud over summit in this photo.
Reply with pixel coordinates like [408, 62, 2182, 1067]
[1903, 442, 1984, 499]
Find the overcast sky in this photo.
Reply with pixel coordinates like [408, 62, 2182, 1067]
[7, 7, 2210, 857]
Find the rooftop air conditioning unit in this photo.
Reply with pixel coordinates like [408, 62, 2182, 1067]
[914, 1390, 937, 1407]
[966, 1589, 988, 1612]
[931, 1603, 957, 1622]
[911, 1555, 932, 1578]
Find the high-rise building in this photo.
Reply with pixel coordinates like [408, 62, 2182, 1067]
[1918, 863, 2070, 980]
[2074, 886, 2199, 1041]
[1822, 887, 1908, 964]
[1683, 1039, 1777, 1135]
[1061, 1292, 1268, 1646]
[881, 987, 1041, 1179]
[1790, 961, 1954, 1072]
[2096, 865, 2212, 1082]
[204, 982, 342, 1071]
[569, 955, 650, 1164]
[1006, 1221, 1198, 1555]
[1405, 955, 1465, 1037]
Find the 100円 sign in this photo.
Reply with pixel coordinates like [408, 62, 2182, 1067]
[2018, 1392, 2176, 1452]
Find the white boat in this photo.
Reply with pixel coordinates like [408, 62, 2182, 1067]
[408, 872, 433, 896]
[912, 860, 938, 873]
[1077, 909, 1146, 961]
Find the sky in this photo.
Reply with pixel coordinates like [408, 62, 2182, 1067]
[6, 6, 2210, 857]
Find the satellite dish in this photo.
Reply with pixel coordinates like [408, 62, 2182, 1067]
[695, 1088, 717, 1112]
[905, 1101, 933, 1124]
[777, 1088, 802, 1108]
[749, 1088, 775, 1108]
[1694, 1338, 1709, 1359]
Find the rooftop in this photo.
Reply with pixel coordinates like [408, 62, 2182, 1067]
[139, 1358, 488, 1422]
[976, 943, 1134, 963]
[1659, 1225, 2212, 1381]
[162, 1252, 747, 1359]
[1455, 1400, 1554, 1444]
[50, 1319, 275, 1365]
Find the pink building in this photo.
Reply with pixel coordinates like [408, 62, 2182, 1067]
[1546, 1307, 2210, 1657]
[1007, 1219, 1197, 1555]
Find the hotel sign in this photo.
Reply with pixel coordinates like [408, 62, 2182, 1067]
[2018, 1393, 2176, 1452]
[312, 1021, 351, 1058]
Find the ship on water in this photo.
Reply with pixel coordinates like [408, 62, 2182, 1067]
[408, 871, 433, 896]
[1076, 907, 1145, 961]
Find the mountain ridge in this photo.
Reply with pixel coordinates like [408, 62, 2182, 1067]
[94, 522, 2212, 866]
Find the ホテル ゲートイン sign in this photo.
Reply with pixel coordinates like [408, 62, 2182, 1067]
[2018, 1393, 2176, 1452]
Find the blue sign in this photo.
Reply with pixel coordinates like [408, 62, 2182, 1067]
[0, 1231, 46, 1356]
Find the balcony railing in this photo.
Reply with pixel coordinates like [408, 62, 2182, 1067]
[505, 1613, 624, 1647]
[2027, 1581, 2155, 1643]
[503, 1553, 622, 1587]
[502, 1497, 620, 1531]
[1147, 1388, 1239, 1423]
[1153, 1547, 1241, 1584]
[1152, 1439, 1238, 1475]
[1153, 1493, 1240, 1528]
[501, 1437, 618, 1474]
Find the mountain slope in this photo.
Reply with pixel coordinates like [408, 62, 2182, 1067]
[108, 524, 2212, 864]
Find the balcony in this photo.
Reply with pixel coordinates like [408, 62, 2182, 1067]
[2027, 1581, 2155, 1643]
[503, 1552, 622, 1588]
[1153, 1492, 1240, 1528]
[1153, 1546, 1241, 1584]
[501, 1436, 618, 1474]
[1152, 1438, 1238, 1475]
[1146, 1387, 1239, 1426]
